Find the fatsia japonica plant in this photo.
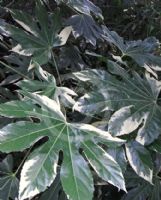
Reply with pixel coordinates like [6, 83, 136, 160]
[0, 0, 161, 199]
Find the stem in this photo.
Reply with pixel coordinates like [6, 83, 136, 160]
[51, 51, 62, 85]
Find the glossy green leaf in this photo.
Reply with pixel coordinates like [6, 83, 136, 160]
[125, 141, 153, 183]
[122, 169, 161, 200]
[59, 45, 86, 70]
[7, 0, 71, 64]
[67, 14, 102, 46]
[122, 184, 150, 200]
[74, 62, 161, 144]
[60, 146, 94, 200]
[0, 92, 125, 200]
[83, 142, 126, 191]
[0, 155, 19, 200]
[55, 0, 103, 18]
[103, 26, 161, 73]
[17, 63, 77, 107]
[0, 100, 41, 118]
[149, 178, 161, 200]
[19, 141, 58, 199]
[107, 147, 127, 173]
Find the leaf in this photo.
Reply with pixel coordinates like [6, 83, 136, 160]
[0, 155, 19, 200]
[122, 169, 161, 200]
[0, 87, 17, 103]
[0, 92, 126, 200]
[59, 26, 72, 46]
[107, 147, 127, 173]
[67, 14, 103, 46]
[125, 141, 153, 183]
[149, 178, 161, 200]
[108, 106, 141, 136]
[19, 141, 59, 199]
[55, 0, 103, 18]
[59, 45, 86, 70]
[121, 184, 150, 200]
[74, 62, 161, 145]
[0, 53, 30, 86]
[83, 142, 126, 191]
[103, 26, 161, 73]
[17, 63, 77, 107]
[60, 145, 94, 200]
[7, 0, 71, 64]
[73, 91, 109, 115]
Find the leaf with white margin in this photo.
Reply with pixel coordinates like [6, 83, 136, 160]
[55, 0, 103, 18]
[0, 92, 126, 200]
[125, 141, 153, 183]
[0, 155, 19, 200]
[74, 62, 161, 145]
[83, 142, 126, 191]
[102, 26, 161, 73]
[7, 0, 71, 64]
[19, 142, 58, 200]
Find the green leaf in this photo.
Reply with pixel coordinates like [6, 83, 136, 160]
[1, 53, 30, 86]
[108, 106, 141, 136]
[7, 0, 71, 64]
[19, 141, 59, 199]
[125, 141, 153, 183]
[0, 87, 17, 104]
[59, 45, 86, 69]
[67, 14, 102, 46]
[149, 178, 161, 200]
[122, 169, 161, 200]
[17, 64, 77, 107]
[0, 155, 19, 200]
[73, 91, 108, 115]
[60, 145, 94, 200]
[121, 184, 150, 200]
[103, 26, 161, 73]
[55, 0, 103, 18]
[0, 100, 40, 118]
[74, 62, 161, 144]
[83, 142, 126, 191]
[107, 147, 127, 173]
[0, 121, 56, 152]
[17, 79, 55, 94]
[0, 92, 126, 200]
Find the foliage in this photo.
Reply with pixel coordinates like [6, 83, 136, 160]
[0, 155, 19, 200]
[0, 0, 161, 199]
